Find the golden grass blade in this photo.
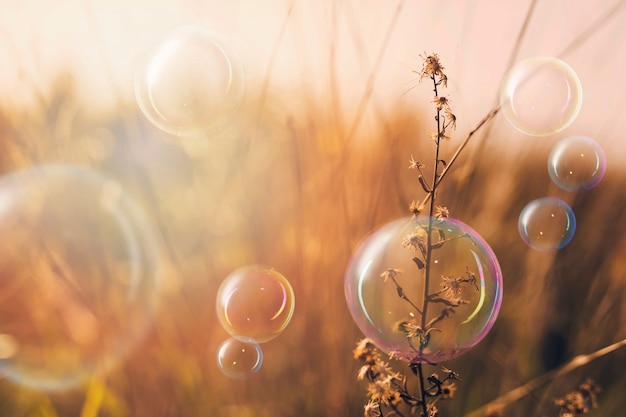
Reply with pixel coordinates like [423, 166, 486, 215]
[464, 337, 626, 417]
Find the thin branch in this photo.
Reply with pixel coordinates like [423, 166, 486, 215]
[417, 107, 500, 210]
[464, 337, 626, 417]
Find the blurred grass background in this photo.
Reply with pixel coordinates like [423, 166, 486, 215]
[0, 1, 625, 416]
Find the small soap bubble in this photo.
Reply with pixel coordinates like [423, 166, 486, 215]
[217, 337, 263, 380]
[216, 266, 295, 343]
[344, 217, 503, 364]
[500, 57, 582, 136]
[135, 26, 245, 137]
[0, 165, 160, 391]
[518, 197, 576, 251]
[548, 135, 606, 192]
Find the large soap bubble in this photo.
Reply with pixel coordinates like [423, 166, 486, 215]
[500, 57, 582, 136]
[135, 25, 245, 137]
[0, 165, 160, 391]
[217, 337, 263, 380]
[216, 265, 295, 343]
[345, 217, 503, 363]
[518, 197, 576, 251]
[548, 135, 606, 192]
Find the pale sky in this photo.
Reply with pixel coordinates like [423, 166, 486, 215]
[1, 0, 625, 157]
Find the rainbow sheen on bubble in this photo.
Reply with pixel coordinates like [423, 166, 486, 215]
[216, 266, 295, 343]
[344, 217, 503, 363]
[548, 135, 606, 192]
[135, 25, 245, 137]
[217, 337, 263, 380]
[0, 165, 160, 391]
[518, 197, 576, 251]
[500, 57, 582, 136]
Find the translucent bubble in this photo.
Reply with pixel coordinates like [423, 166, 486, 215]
[217, 337, 263, 380]
[500, 57, 582, 136]
[344, 217, 503, 363]
[135, 26, 245, 137]
[548, 135, 606, 192]
[0, 165, 160, 391]
[216, 266, 295, 343]
[518, 197, 576, 251]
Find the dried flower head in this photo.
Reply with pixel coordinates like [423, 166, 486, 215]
[432, 95, 451, 111]
[427, 403, 439, 417]
[410, 200, 424, 217]
[363, 400, 381, 417]
[434, 206, 449, 220]
[418, 53, 446, 83]
[441, 366, 462, 381]
[440, 275, 464, 300]
[554, 379, 601, 417]
[444, 108, 457, 130]
[381, 268, 402, 283]
[441, 381, 457, 399]
[409, 155, 426, 170]
[354, 338, 381, 365]
[401, 227, 427, 253]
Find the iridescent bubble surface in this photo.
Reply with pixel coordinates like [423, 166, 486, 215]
[135, 26, 245, 137]
[216, 266, 295, 343]
[0, 165, 160, 391]
[518, 197, 576, 251]
[217, 337, 263, 380]
[500, 57, 582, 136]
[344, 217, 503, 363]
[548, 135, 606, 192]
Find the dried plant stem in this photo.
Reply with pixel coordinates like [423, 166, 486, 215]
[421, 75, 443, 329]
[464, 337, 626, 417]
[415, 361, 429, 417]
[413, 72, 444, 417]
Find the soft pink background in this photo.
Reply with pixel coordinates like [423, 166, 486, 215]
[0, 0, 624, 157]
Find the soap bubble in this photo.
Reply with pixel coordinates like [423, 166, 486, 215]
[216, 266, 295, 343]
[0, 165, 160, 391]
[518, 197, 576, 251]
[344, 217, 503, 363]
[135, 25, 245, 137]
[548, 135, 606, 192]
[217, 337, 263, 380]
[500, 57, 582, 136]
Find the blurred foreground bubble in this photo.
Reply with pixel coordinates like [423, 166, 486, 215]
[135, 25, 245, 137]
[217, 337, 263, 380]
[216, 266, 295, 344]
[344, 217, 503, 363]
[548, 135, 606, 192]
[518, 197, 576, 251]
[0, 165, 160, 391]
[500, 57, 582, 136]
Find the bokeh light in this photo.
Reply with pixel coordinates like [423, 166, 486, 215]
[518, 197, 576, 251]
[0, 165, 160, 391]
[500, 57, 582, 136]
[135, 25, 245, 137]
[216, 266, 295, 343]
[216, 337, 263, 380]
[344, 217, 503, 363]
[548, 135, 606, 192]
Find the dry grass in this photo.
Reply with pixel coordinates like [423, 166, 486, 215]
[0, 64, 624, 417]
